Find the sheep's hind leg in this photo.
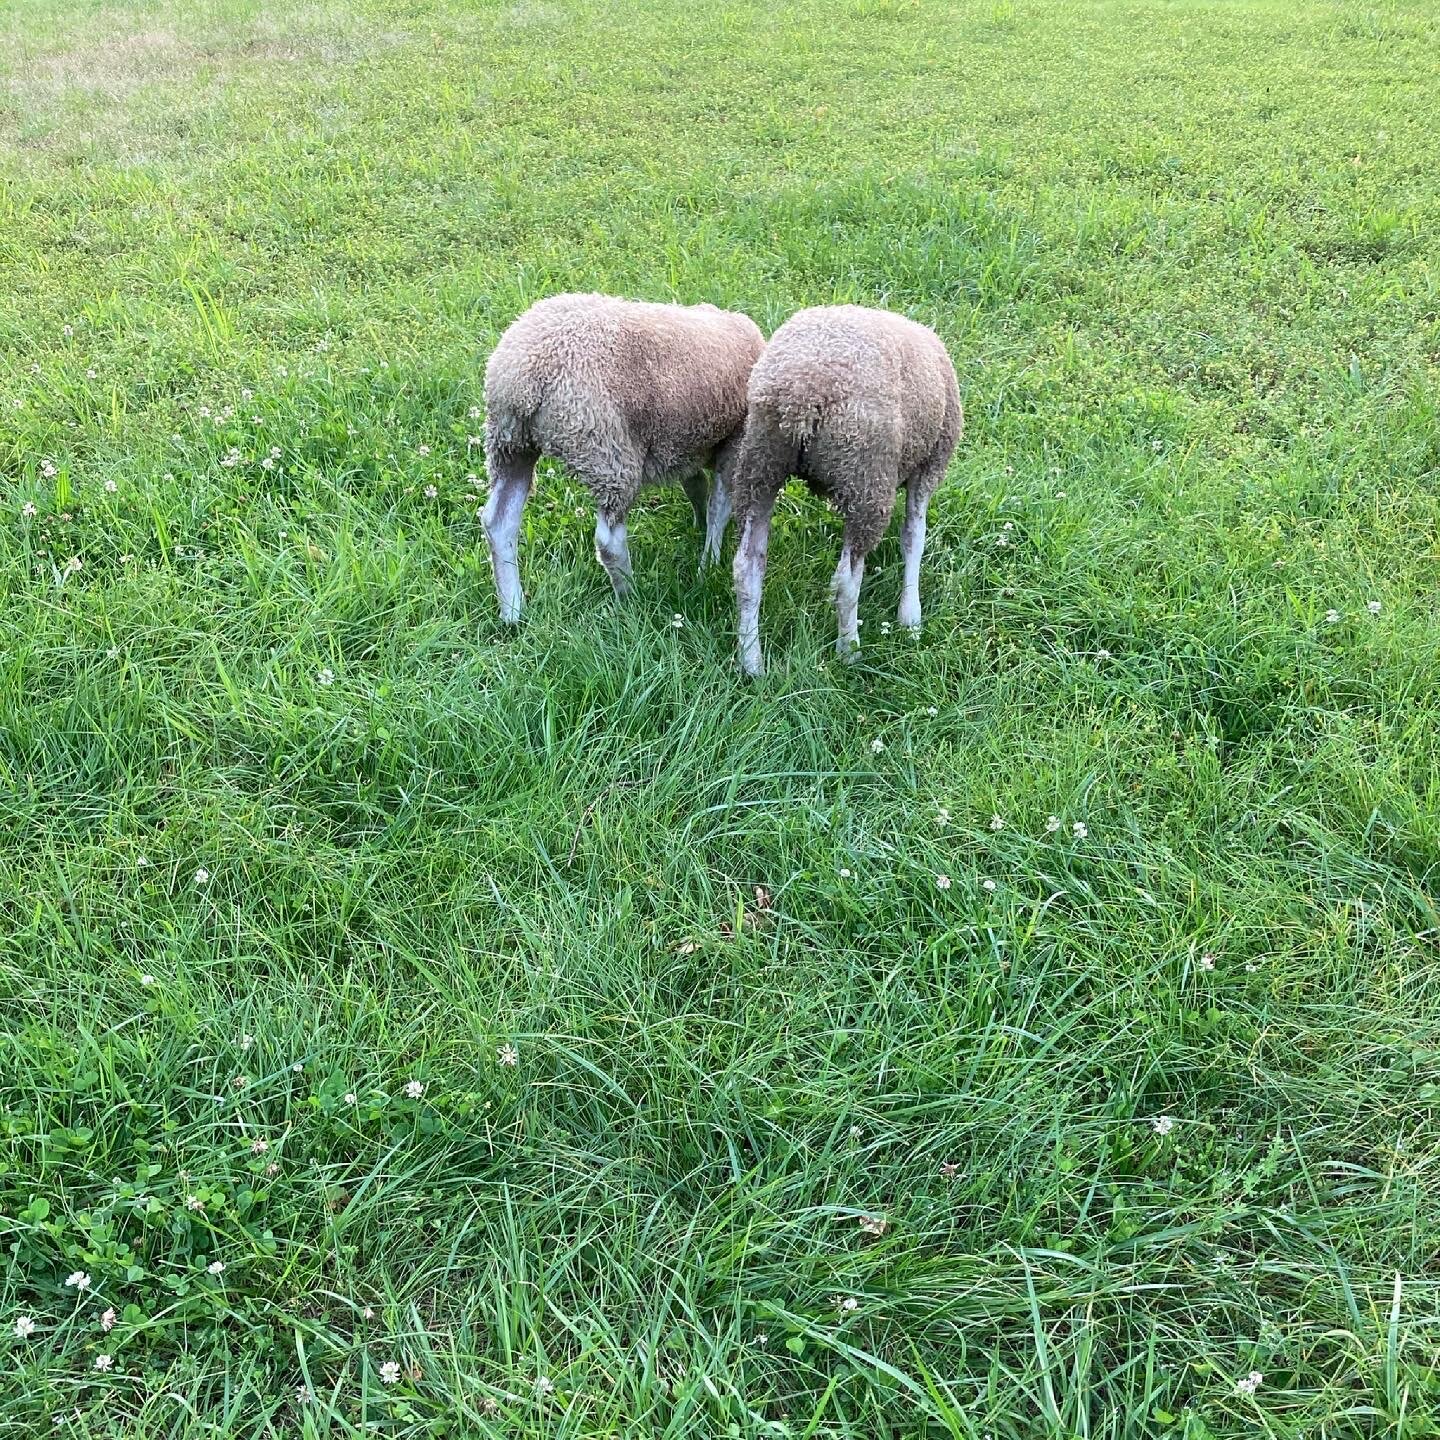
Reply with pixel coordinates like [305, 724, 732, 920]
[734, 496, 776, 677]
[831, 545, 867, 663]
[897, 483, 931, 631]
[594, 510, 634, 599]
[481, 447, 536, 624]
[701, 477, 733, 569]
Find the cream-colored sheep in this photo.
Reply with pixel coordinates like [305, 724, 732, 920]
[482, 293, 764, 621]
[729, 305, 962, 675]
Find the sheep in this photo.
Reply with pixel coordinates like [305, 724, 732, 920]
[728, 305, 962, 676]
[481, 293, 765, 622]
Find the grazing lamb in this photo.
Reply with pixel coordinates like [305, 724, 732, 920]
[481, 293, 765, 621]
[729, 305, 962, 676]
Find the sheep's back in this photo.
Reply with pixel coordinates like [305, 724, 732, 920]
[486, 294, 761, 473]
[751, 306, 955, 468]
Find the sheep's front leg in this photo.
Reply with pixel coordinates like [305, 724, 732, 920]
[897, 484, 931, 631]
[831, 545, 867, 663]
[481, 447, 536, 623]
[734, 500, 775, 677]
[680, 470, 708, 531]
[594, 511, 634, 599]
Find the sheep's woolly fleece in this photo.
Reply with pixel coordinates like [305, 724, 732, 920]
[733, 304, 961, 555]
[484, 293, 764, 519]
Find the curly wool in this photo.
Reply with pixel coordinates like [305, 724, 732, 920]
[485, 293, 764, 520]
[729, 305, 962, 674]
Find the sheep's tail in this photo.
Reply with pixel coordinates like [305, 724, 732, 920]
[730, 406, 797, 519]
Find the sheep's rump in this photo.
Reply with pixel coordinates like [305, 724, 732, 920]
[746, 305, 958, 488]
[484, 293, 763, 489]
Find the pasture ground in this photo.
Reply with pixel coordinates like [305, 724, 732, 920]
[2, 0, 1439, 1435]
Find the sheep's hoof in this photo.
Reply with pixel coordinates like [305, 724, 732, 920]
[897, 610, 921, 632]
[836, 638, 862, 664]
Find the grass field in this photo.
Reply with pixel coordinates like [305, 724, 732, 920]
[3, 0, 1440, 1434]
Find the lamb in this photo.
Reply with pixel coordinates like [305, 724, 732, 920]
[481, 293, 765, 622]
[728, 305, 963, 676]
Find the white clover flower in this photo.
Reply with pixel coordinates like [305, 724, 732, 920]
[344, 1092, 357, 1105]
[1045, 815, 1061, 832]
[21, 501, 36, 518]
[870, 738, 885, 754]
[1325, 609, 1340, 624]
[264, 1161, 280, 1176]
[317, 667, 334, 686]
[1236, 1370, 1262, 1395]
[94, 1354, 113, 1372]
[534, 1376, 554, 1395]
[250, 1138, 269, 1154]
[417, 444, 431, 457]
[104, 480, 117, 493]
[838, 1296, 859, 1313]
[982, 879, 996, 892]
[926, 705, 937, 716]
[838, 867, 852, 879]
[14, 1316, 36, 1339]
[858, 1215, 888, 1236]
[404, 1079, 424, 1099]
[194, 867, 210, 885]
[935, 807, 950, 827]
[671, 613, 684, 629]
[291, 1062, 303, 1073]
[497, 1044, 518, 1067]
[1367, 599, 1381, 615]
[207, 1260, 225, 1275]
[1151, 1116, 1174, 1136]
[241, 1034, 253, 1050]
[380, 1360, 401, 1385]
[989, 814, 1004, 831]
[100, 1307, 116, 1332]
[140, 974, 155, 987]
[935, 874, 951, 891]
[185, 1195, 204, 1211]
[1071, 822, 1088, 839]
[468, 405, 481, 419]
[1199, 953, 1216, 971]
[362, 1305, 375, 1320]
[65, 1271, 91, 1291]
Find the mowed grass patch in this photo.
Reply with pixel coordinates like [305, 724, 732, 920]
[2, 0, 1440, 1435]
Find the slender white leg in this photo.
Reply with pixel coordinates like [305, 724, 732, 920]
[681, 470, 708, 531]
[481, 450, 535, 623]
[733, 507, 774, 677]
[831, 545, 866, 663]
[594, 511, 633, 598]
[897, 485, 930, 631]
[701, 476, 733, 568]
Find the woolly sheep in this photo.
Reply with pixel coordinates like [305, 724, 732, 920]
[481, 293, 765, 621]
[729, 305, 962, 676]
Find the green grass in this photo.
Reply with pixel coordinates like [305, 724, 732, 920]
[2, 0, 1440, 1434]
